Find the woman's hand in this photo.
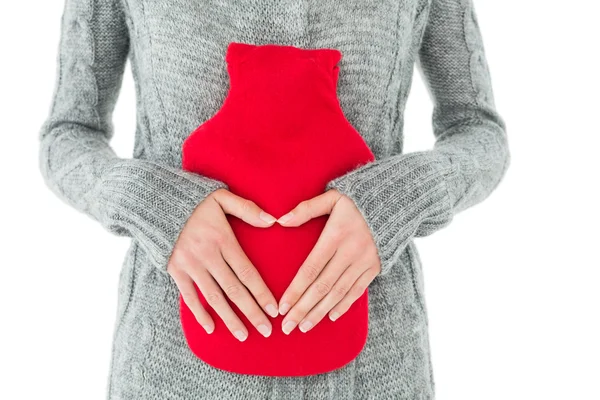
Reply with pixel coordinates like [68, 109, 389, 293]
[276, 189, 381, 334]
[167, 188, 280, 341]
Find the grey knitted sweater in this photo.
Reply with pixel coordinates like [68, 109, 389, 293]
[38, 0, 510, 398]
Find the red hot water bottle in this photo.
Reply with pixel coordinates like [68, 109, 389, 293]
[180, 42, 375, 377]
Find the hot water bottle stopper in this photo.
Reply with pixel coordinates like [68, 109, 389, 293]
[180, 41, 376, 377]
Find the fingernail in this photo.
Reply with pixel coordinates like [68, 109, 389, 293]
[282, 320, 297, 335]
[203, 324, 214, 334]
[299, 320, 313, 332]
[279, 302, 291, 315]
[277, 212, 294, 225]
[257, 324, 271, 337]
[234, 330, 248, 341]
[266, 303, 278, 318]
[260, 211, 277, 224]
[330, 312, 340, 322]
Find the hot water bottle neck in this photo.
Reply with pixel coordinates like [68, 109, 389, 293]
[180, 42, 375, 377]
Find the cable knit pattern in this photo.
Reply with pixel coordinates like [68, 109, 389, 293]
[38, 0, 229, 276]
[38, 0, 509, 398]
[324, 0, 510, 276]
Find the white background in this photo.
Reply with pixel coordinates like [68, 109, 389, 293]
[1, 1, 598, 399]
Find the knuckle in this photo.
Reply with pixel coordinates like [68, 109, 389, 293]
[237, 264, 256, 284]
[169, 250, 193, 272]
[349, 283, 367, 299]
[211, 230, 228, 246]
[302, 263, 321, 281]
[328, 226, 344, 242]
[205, 291, 222, 306]
[299, 200, 314, 218]
[356, 233, 373, 248]
[223, 283, 244, 300]
[180, 289, 197, 302]
[251, 289, 269, 304]
[240, 198, 254, 213]
[314, 280, 332, 297]
[333, 283, 349, 298]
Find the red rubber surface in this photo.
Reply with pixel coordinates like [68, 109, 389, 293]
[180, 42, 375, 377]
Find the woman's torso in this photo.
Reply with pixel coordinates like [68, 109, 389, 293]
[109, 0, 435, 398]
[123, 0, 431, 165]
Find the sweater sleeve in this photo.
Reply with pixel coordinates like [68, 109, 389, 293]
[38, 0, 228, 274]
[325, 0, 510, 277]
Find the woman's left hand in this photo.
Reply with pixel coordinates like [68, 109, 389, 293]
[276, 188, 381, 334]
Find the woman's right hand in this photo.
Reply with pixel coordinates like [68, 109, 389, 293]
[166, 188, 280, 342]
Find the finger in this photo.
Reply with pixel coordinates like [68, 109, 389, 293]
[281, 248, 351, 335]
[221, 235, 279, 318]
[329, 265, 378, 322]
[277, 189, 341, 226]
[205, 250, 273, 338]
[213, 189, 277, 227]
[298, 260, 370, 333]
[278, 220, 342, 316]
[188, 260, 250, 342]
[171, 270, 215, 334]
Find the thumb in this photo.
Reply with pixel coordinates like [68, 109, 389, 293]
[277, 189, 342, 227]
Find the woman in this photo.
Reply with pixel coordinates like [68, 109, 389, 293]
[38, 0, 510, 398]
